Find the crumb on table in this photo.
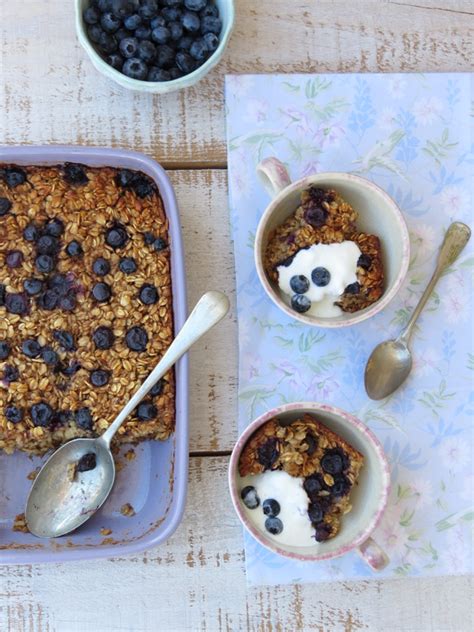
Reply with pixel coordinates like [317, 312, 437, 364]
[13, 513, 29, 533]
[120, 503, 135, 517]
[100, 527, 113, 536]
[124, 448, 136, 461]
[27, 468, 40, 481]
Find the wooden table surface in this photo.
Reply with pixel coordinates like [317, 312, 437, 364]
[1, 1, 473, 630]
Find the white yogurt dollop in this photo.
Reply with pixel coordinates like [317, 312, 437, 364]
[240, 470, 317, 547]
[277, 241, 362, 318]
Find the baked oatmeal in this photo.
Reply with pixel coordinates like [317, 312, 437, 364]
[0, 163, 174, 455]
[264, 186, 384, 316]
[239, 414, 364, 544]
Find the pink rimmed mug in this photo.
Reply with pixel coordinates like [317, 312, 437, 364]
[228, 402, 391, 570]
[255, 157, 410, 328]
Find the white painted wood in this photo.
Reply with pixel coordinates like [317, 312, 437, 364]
[0, 457, 472, 632]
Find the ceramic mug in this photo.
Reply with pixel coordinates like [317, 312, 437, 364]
[255, 157, 410, 328]
[228, 402, 390, 570]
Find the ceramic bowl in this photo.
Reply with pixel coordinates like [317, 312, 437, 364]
[255, 157, 410, 328]
[75, 0, 235, 94]
[228, 402, 390, 570]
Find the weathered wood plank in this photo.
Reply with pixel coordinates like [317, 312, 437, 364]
[0, 1, 472, 165]
[169, 169, 238, 452]
[0, 456, 472, 632]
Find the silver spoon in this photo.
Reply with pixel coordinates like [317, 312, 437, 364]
[365, 222, 471, 400]
[26, 291, 230, 538]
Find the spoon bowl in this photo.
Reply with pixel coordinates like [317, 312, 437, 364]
[26, 438, 114, 538]
[364, 339, 412, 401]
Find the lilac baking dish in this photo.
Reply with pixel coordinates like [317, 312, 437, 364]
[0, 145, 188, 563]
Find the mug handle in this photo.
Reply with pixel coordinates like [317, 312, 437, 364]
[256, 157, 292, 199]
[357, 536, 389, 571]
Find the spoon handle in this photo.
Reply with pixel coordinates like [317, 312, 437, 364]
[100, 291, 230, 447]
[399, 222, 471, 343]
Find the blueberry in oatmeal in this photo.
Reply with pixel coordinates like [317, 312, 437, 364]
[5, 406, 23, 423]
[6, 250, 23, 269]
[30, 402, 54, 427]
[126, 326, 148, 352]
[75, 408, 93, 431]
[136, 401, 157, 421]
[91, 282, 112, 303]
[139, 283, 158, 305]
[92, 326, 115, 350]
[0, 341, 10, 360]
[0, 198, 12, 216]
[92, 257, 111, 276]
[90, 369, 111, 387]
[65, 240, 84, 257]
[21, 339, 41, 358]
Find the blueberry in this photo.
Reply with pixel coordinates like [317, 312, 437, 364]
[314, 522, 332, 542]
[59, 295, 76, 313]
[83, 6, 100, 25]
[105, 224, 129, 248]
[169, 66, 183, 79]
[23, 222, 40, 241]
[139, 0, 159, 19]
[93, 257, 111, 276]
[92, 326, 115, 350]
[53, 329, 75, 351]
[189, 38, 208, 61]
[115, 27, 132, 41]
[132, 175, 155, 198]
[119, 256, 137, 273]
[163, 0, 183, 6]
[35, 255, 54, 274]
[136, 400, 157, 421]
[153, 237, 167, 251]
[291, 294, 311, 313]
[182, 11, 200, 33]
[75, 407, 93, 430]
[4, 167, 27, 188]
[134, 25, 152, 40]
[66, 240, 83, 257]
[357, 254, 372, 270]
[97, 0, 113, 11]
[311, 267, 330, 287]
[120, 36, 138, 58]
[177, 35, 193, 50]
[123, 13, 141, 29]
[60, 360, 81, 377]
[175, 51, 195, 74]
[143, 231, 155, 245]
[77, 452, 97, 472]
[185, 0, 206, 10]
[305, 432, 318, 456]
[6, 250, 24, 268]
[125, 325, 148, 352]
[321, 450, 345, 475]
[155, 44, 175, 68]
[304, 204, 327, 228]
[23, 278, 43, 296]
[56, 410, 72, 425]
[98, 31, 118, 54]
[203, 31, 219, 52]
[307, 502, 325, 524]
[44, 218, 64, 237]
[262, 498, 280, 517]
[111, 0, 138, 17]
[303, 474, 324, 499]
[148, 67, 171, 81]
[137, 39, 156, 63]
[100, 11, 121, 33]
[90, 369, 110, 387]
[41, 346, 59, 366]
[5, 292, 29, 315]
[0, 284, 5, 307]
[200, 4, 218, 17]
[151, 26, 170, 44]
[161, 7, 181, 22]
[257, 437, 279, 469]
[330, 475, 351, 498]
[241, 486, 260, 509]
[264, 517, 283, 536]
[149, 378, 164, 397]
[123, 55, 148, 78]
[88, 23, 103, 43]
[21, 338, 41, 358]
[37, 289, 58, 310]
[37, 234, 59, 255]
[3, 365, 19, 382]
[0, 341, 10, 360]
[115, 169, 136, 188]
[344, 282, 361, 295]
[107, 52, 124, 69]
[168, 21, 183, 41]
[0, 197, 12, 216]
[64, 161, 90, 186]
[30, 402, 53, 427]
[139, 283, 158, 305]
[5, 405, 23, 423]
[150, 15, 165, 28]
[200, 15, 221, 34]
[289, 275, 309, 294]
[91, 282, 112, 302]
[47, 273, 69, 295]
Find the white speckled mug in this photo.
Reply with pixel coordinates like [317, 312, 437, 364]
[228, 402, 391, 570]
[255, 157, 410, 327]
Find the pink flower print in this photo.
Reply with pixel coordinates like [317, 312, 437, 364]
[313, 123, 345, 149]
[245, 99, 269, 125]
[300, 161, 320, 177]
[375, 505, 408, 559]
[439, 437, 469, 473]
[413, 96, 443, 126]
[439, 186, 469, 218]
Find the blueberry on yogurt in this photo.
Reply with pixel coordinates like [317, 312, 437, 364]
[241, 486, 260, 510]
[289, 275, 310, 295]
[264, 516, 283, 535]
[311, 267, 331, 287]
[291, 294, 311, 314]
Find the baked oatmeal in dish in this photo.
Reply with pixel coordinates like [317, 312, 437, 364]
[239, 414, 364, 545]
[0, 163, 174, 455]
[264, 186, 384, 317]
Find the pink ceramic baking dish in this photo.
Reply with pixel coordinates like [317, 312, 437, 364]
[0, 145, 188, 563]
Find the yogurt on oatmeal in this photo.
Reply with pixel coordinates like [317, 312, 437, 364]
[277, 241, 362, 317]
[240, 470, 317, 547]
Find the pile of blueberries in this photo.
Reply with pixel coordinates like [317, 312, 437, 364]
[83, 0, 222, 81]
[241, 487, 284, 536]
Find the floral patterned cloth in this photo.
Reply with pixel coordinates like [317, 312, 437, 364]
[225, 73, 473, 585]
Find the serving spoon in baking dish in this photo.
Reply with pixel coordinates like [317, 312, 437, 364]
[25, 291, 230, 538]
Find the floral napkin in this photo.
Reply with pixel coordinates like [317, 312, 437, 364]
[225, 73, 473, 585]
